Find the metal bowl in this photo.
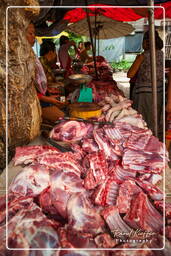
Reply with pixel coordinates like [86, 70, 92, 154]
[68, 74, 92, 85]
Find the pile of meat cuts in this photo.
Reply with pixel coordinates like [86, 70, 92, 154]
[0, 96, 171, 256]
[80, 55, 124, 103]
[82, 56, 113, 81]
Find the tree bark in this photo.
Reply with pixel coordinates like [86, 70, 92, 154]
[0, 0, 41, 171]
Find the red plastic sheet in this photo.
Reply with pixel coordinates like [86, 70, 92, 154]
[63, 2, 171, 23]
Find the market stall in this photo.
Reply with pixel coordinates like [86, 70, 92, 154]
[0, 95, 170, 254]
[1, 0, 171, 255]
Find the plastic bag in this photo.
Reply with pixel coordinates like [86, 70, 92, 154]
[78, 84, 93, 103]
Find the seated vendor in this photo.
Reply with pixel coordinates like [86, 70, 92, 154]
[79, 42, 93, 64]
[26, 22, 65, 123]
[39, 40, 58, 84]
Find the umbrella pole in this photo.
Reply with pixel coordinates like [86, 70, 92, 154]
[85, 1, 98, 80]
[148, 0, 158, 137]
[98, 32, 100, 56]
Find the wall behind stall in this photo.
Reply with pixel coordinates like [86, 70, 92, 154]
[0, 0, 42, 171]
[96, 33, 143, 63]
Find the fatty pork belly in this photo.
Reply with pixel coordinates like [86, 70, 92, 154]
[37, 151, 83, 177]
[13, 145, 60, 166]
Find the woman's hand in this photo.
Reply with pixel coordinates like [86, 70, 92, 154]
[49, 96, 68, 106]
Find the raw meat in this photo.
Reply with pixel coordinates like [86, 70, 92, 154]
[58, 227, 96, 249]
[38, 152, 83, 177]
[122, 149, 164, 173]
[0, 196, 60, 255]
[154, 201, 171, 218]
[93, 128, 119, 160]
[50, 171, 85, 219]
[81, 138, 99, 153]
[124, 129, 152, 151]
[106, 99, 132, 122]
[94, 233, 117, 248]
[115, 115, 147, 129]
[67, 192, 104, 235]
[109, 163, 136, 181]
[124, 192, 163, 232]
[13, 145, 59, 166]
[116, 180, 142, 214]
[92, 177, 120, 206]
[9, 164, 50, 197]
[135, 179, 163, 201]
[101, 206, 132, 235]
[84, 151, 109, 189]
[50, 121, 93, 142]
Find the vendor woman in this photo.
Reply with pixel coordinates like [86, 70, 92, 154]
[58, 35, 77, 76]
[39, 40, 58, 84]
[26, 23, 65, 123]
[79, 42, 93, 64]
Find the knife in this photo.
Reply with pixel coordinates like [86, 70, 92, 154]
[41, 131, 74, 153]
[55, 116, 114, 126]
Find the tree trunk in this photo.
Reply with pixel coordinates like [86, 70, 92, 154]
[0, 0, 41, 171]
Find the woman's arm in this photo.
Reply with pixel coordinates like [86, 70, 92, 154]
[166, 69, 171, 113]
[127, 54, 144, 78]
[38, 94, 65, 105]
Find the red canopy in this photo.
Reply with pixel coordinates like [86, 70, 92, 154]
[63, 2, 171, 23]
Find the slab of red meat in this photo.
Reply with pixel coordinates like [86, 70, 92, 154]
[144, 135, 167, 157]
[67, 192, 105, 235]
[101, 206, 132, 235]
[58, 227, 96, 249]
[138, 173, 162, 185]
[81, 138, 99, 153]
[50, 121, 93, 142]
[112, 122, 133, 138]
[109, 163, 136, 182]
[38, 152, 83, 177]
[0, 196, 34, 253]
[122, 149, 164, 173]
[50, 171, 85, 219]
[104, 126, 123, 141]
[39, 187, 59, 216]
[84, 151, 109, 190]
[13, 145, 59, 166]
[124, 192, 163, 232]
[116, 180, 142, 214]
[92, 177, 120, 206]
[135, 179, 163, 201]
[70, 143, 87, 161]
[93, 128, 119, 161]
[124, 129, 152, 151]
[0, 196, 60, 255]
[9, 164, 50, 197]
[94, 233, 118, 248]
[154, 201, 171, 218]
